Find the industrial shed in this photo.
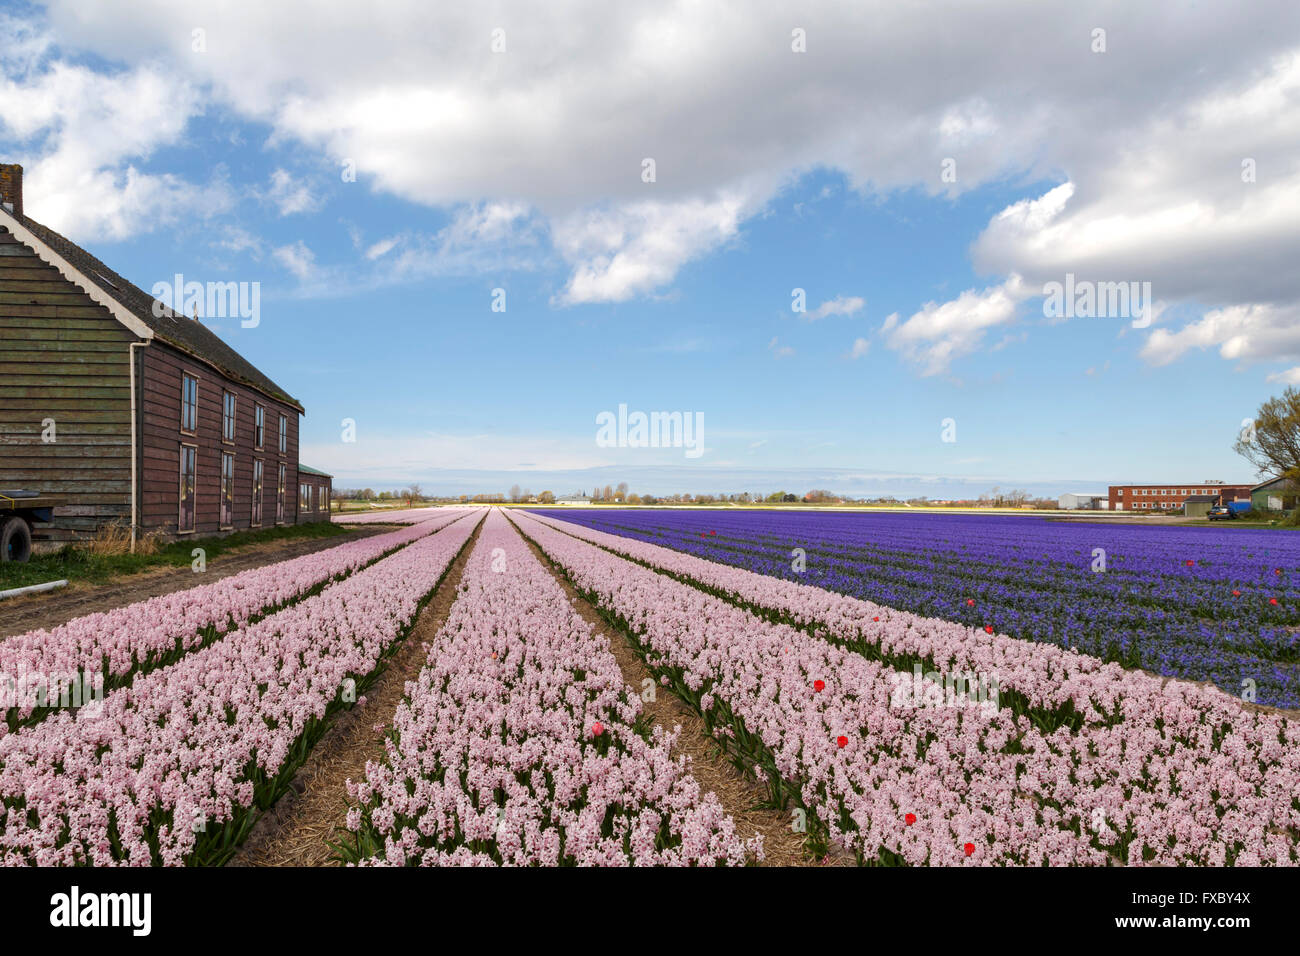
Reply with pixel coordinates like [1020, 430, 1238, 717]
[296, 465, 333, 522]
[1058, 493, 1107, 510]
[1251, 476, 1300, 512]
[1183, 495, 1218, 519]
[0, 162, 313, 549]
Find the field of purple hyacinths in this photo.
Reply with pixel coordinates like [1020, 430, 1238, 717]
[535, 509, 1300, 708]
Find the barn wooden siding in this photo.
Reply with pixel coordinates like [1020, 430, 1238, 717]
[0, 224, 135, 545]
[296, 471, 332, 523]
[140, 341, 303, 535]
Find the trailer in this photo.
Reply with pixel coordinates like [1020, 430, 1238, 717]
[0, 490, 59, 562]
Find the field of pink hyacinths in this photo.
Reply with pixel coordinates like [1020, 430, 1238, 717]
[0, 510, 467, 731]
[1, 503, 1296, 867]
[0, 510, 480, 865]
[340, 510, 758, 865]
[507, 510, 1300, 866]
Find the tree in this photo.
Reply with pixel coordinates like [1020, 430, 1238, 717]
[409, 483, 423, 501]
[509, 484, 522, 503]
[616, 481, 629, 501]
[538, 490, 555, 504]
[1235, 387, 1300, 485]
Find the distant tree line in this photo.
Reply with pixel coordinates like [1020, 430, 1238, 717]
[332, 483, 1062, 509]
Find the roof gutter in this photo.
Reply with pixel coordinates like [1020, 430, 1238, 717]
[129, 340, 149, 552]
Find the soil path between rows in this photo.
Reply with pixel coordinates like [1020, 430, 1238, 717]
[235, 509, 829, 866]
[513, 517, 835, 866]
[229, 515, 484, 866]
[0, 526, 391, 639]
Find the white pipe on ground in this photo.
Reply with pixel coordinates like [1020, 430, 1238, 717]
[0, 579, 68, 601]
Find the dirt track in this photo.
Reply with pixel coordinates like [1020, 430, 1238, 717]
[0, 526, 389, 638]
[230, 515, 483, 866]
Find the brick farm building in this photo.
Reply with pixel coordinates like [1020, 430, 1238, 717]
[1107, 482, 1252, 512]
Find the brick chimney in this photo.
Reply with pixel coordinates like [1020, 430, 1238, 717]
[0, 163, 21, 219]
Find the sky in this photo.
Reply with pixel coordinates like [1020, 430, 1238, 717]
[2, 1, 1299, 497]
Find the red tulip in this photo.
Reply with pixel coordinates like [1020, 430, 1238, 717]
[873, 616, 879, 622]
[984, 625, 994, 634]
[966, 599, 975, 606]
[964, 843, 975, 857]
[1186, 560, 1195, 567]
[836, 735, 848, 748]
[1270, 598, 1279, 606]
[813, 679, 825, 693]
[591, 722, 604, 737]
[905, 813, 916, 826]
[1232, 590, 1241, 597]
[1276, 568, 1283, 575]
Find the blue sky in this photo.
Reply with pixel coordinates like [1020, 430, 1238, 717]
[3, 1, 1299, 496]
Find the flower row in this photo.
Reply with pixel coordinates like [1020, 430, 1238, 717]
[523, 510, 1282, 729]
[0, 510, 469, 730]
[334, 507, 451, 524]
[534, 508, 1300, 705]
[0, 511, 481, 866]
[342, 509, 757, 866]
[511, 510, 1300, 866]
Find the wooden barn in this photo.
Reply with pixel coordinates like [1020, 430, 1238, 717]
[0, 162, 326, 549]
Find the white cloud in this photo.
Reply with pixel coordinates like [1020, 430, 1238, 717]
[881, 275, 1029, 375]
[847, 337, 870, 360]
[0, 52, 228, 238]
[364, 235, 400, 260]
[808, 295, 865, 320]
[767, 335, 794, 358]
[302, 431, 613, 478]
[11, 0, 1300, 339]
[1266, 367, 1300, 385]
[1141, 302, 1300, 366]
[272, 240, 317, 280]
[552, 191, 754, 304]
[263, 168, 319, 216]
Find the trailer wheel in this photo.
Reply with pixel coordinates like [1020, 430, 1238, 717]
[1, 516, 33, 563]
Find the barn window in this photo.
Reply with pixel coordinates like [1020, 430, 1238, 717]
[181, 374, 198, 432]
[276, 463, 286, 523]
[300, 482, 312, 513]
[278, 414, 287, 454]
[255, 405, 265, 448]
[220, 452, 235, 528]
[222, 391, 236, 442]
[251, 459, 264, 526]
[178, 444, 197, 532]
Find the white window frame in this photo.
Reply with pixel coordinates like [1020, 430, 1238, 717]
[220, 451, 235, 529]
[222, 391, 237, 444]
[178, 442, 197, 533]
